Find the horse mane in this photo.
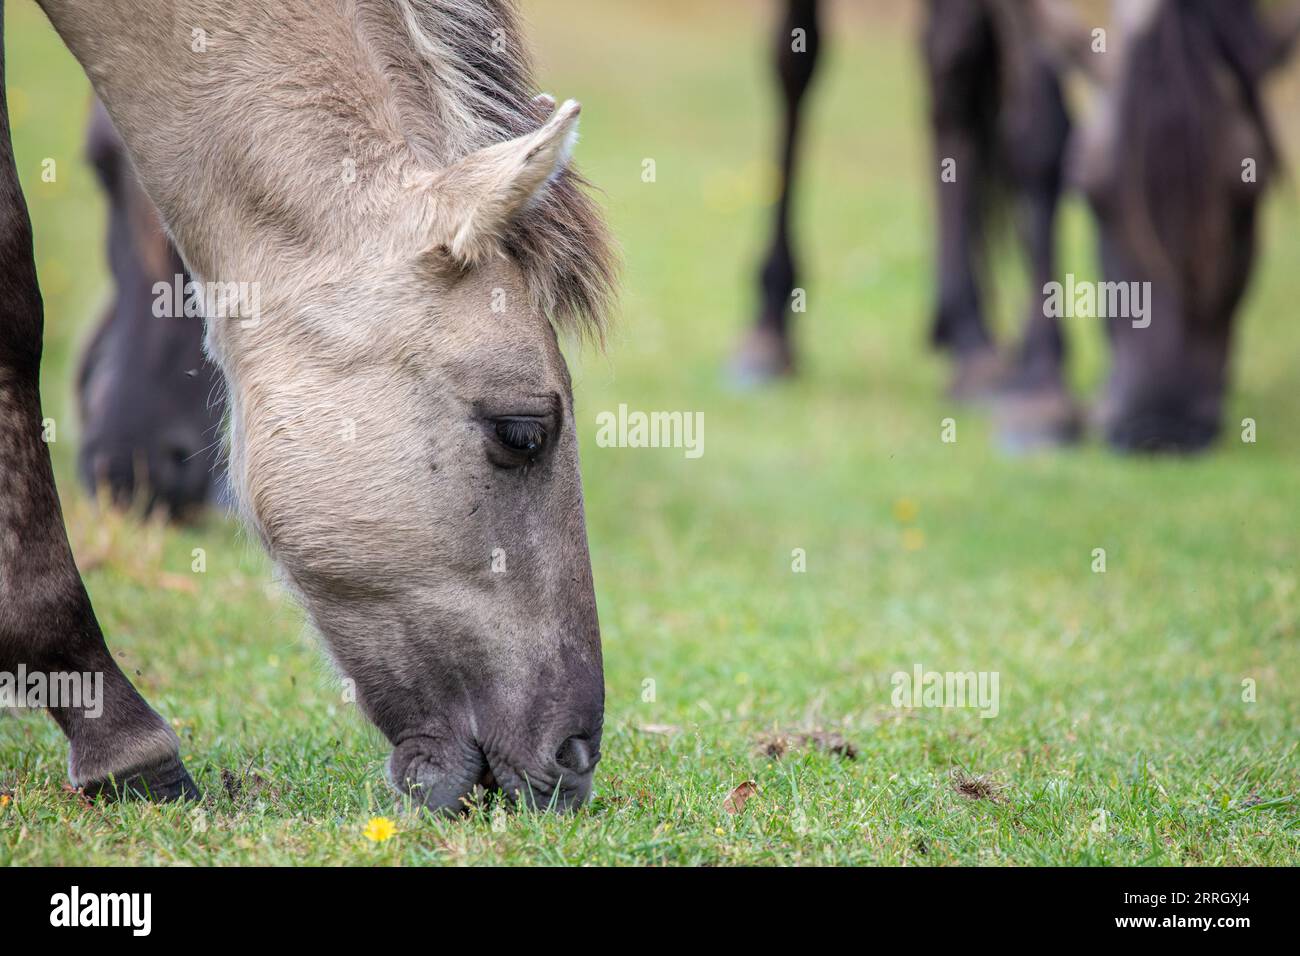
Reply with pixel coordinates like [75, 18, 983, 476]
[363, 0, 619, 342]
[1113, 0, 1280, 317]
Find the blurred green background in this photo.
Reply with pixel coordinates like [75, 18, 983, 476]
[1, 1, 1297, 864]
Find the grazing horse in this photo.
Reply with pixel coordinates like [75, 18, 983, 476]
[735, 0, 1299, 452]
[1, 0, 617, 814]
[78, 99, 226, 519]
[1073, 0, 1300, 451]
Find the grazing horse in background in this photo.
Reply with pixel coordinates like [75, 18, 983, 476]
[78, 99, 226, 519]
[1073, 0, 1300, 451]
[735, 0, 1299, 452]
[733, 0, 1075, 428]
[1, 0, 617, 815]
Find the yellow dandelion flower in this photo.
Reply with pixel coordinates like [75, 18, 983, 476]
[0, 794, 11, 808]
[902, 528, 926, 552]
[362, 816, 397, 842]
[892, 498, 919, 524]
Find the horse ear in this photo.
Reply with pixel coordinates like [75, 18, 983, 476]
[412, 99, 581, 265]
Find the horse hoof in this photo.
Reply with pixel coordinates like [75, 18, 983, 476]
[947, 348, 1006, 403]
[83, 755, 202, 803]
[728, 326, 794, 388]
[993, 386, 1083, 453]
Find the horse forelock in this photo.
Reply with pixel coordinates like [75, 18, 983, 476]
[367, 0, 619, 342]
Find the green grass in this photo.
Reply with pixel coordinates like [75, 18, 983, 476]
[2, 1, 1297, 865]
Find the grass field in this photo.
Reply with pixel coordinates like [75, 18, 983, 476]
[2, 0, 1298, 865]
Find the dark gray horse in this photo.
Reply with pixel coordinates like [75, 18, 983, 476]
[77, 100, 226, 518]
[1076, 0, 1300, 450]
[735, 0, 1299, 452]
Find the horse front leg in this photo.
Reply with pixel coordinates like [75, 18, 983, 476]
[994, 53, 1082, 450]
[730, 0, 820, 385]
[923, 0, 1004, 401]
[0, 2, 197, 801]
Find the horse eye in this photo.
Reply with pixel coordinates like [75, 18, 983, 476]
[494, 418, 547, 456]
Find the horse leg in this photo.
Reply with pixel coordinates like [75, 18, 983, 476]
[993, 51, 1082, 449]
[0, 3, 197, 800]
[731, 0, 820, 385]
[923, 0, 1005, 400]
[1012, 185, 1064, 386]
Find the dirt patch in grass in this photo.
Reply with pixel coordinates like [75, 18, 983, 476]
[951, 769, 1006, 803]
[221, 766, 275, 803]
[755, 730, 858, 760]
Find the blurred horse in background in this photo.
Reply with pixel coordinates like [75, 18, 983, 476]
[735, 0, 1300, 453]
[1074, 0, 1300, 451]
[77, 99, 225, 518]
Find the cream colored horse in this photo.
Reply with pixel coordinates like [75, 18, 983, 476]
[1, 0, 616, 814]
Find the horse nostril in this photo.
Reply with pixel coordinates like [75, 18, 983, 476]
[555, 735, 594, 775]
[164, 442, 199, 471]
[82, 447, 135, 504]
[158, 437, 211, 488]
[1106, 413, 1220, 454]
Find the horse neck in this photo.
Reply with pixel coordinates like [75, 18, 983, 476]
[37, 0, 425, 290]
